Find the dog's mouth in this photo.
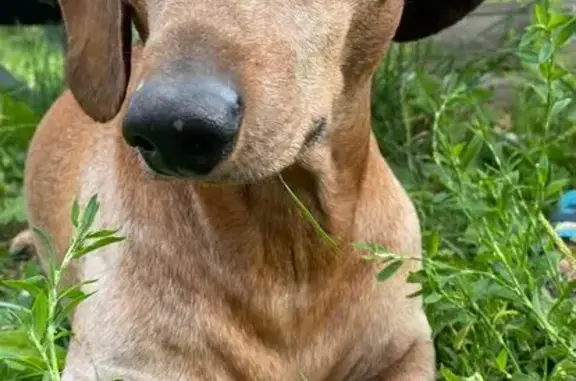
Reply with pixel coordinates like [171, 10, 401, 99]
[304, 117, 327, 147]
[137, 151, 217, 181]
[136, 148, 180, 178]
[128, 131, 230, 179]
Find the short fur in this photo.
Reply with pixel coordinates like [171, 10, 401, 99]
[16, 0, 483, 379]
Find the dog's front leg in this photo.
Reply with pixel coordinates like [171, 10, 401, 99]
[375, 339, 436, 381]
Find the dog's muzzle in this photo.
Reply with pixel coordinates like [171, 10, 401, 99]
[122, 74, 243, 177]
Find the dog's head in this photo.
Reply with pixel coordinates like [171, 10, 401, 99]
[59, 0, 483, 183]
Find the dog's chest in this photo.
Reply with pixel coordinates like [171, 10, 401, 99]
[175, 267, 377, 378]
[74, 251, 388, 381]
[71, 195, 402, 380]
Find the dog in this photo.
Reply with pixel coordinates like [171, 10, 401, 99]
[13, 0, 484, 379]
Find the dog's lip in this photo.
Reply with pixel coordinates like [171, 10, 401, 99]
[137, 148, 212, 180]
[304, 117, 327, 147]
[137, 149, 177, 177]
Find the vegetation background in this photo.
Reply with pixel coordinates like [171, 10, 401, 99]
[0, 0, 574, 380]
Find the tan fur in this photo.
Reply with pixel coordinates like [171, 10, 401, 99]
[18, 0, 483, 379]
[9, 229, 35, 254]
[8, 228, 36, 262]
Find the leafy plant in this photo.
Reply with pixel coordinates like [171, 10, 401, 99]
[0, 195, 124, 381]
[365, 1, 576, 380]
[0, 0, 574, 380]
[0, 25, 64, 228]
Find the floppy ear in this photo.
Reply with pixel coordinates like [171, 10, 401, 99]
[59, 0, 132, 122]
[393, 0, 485, 42]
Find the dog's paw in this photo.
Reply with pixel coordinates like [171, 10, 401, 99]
[9, 229, 36, 262]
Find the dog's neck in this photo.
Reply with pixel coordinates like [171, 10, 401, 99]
[114, 86, 376, 279]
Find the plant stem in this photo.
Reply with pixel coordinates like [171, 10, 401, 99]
[44, 233, 83, 380]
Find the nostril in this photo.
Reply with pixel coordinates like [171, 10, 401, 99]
[132, 135, 156, 152]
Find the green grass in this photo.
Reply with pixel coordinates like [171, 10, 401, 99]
[0, 25, 64, 230]
[0, 2, 575, 380]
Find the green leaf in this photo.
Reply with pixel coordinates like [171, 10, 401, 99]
[538, 61, 551, 78]
[354, 241, 389, 255]
[549, 14, 573, 28]
[519, 25, 544, 48]
[550, 98, 572, 119]
[557, 279, 576, 301]
[442, 73, 460, 95]
[0, 329, 34, 349]
[463, 373, 485, 381]
[30, 291, 49, 340]
[554, 18, 576, 50]
[548, 63, 569, 81]
[54, 327, 73, 342]
[0, 301, 31, 315]
[0, 330, 45, 371]
[533, 345, 566, 360]
[58, 290, 95, 324]
[71, 198, 80, 228]
[72, 236, 125, 259]
[0, 92, 40, 149]
[534, 3, 548, 26]
[454, 321, 473, 350]
[545, 178, 570, 199]
[79, 194, 100, 233]
[406, 269, 427, 284]
[86, 229, 122, 239]
[1, 356, 45, 373]
[496, 349, 508, 372]
[377, 259, 403, 282]
[0, 196, 26, 224]
[426, 230, 440, 258]
[424, 292, 442, 304]
[527, 83, 547, 103]
[536, 156, 550, 187]
[31, 226, 57, 284]
[1, 275, 45, 297]
[515, 50, 540, 64]
[551, 359, 576, 379]
[508, 372, 541, 381]
[537, 40, 553, 63]
[460, 133, 483, 170]
[440, 366, 462, 381]
[58, 279, 98, 302]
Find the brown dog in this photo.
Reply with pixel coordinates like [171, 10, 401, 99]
[16, 0, 484, 379]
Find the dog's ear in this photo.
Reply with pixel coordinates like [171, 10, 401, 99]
[59, 0, 132, 122]
[393, 0, 485, 42]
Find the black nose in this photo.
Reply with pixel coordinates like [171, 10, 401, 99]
[122, 74, 242, 176]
